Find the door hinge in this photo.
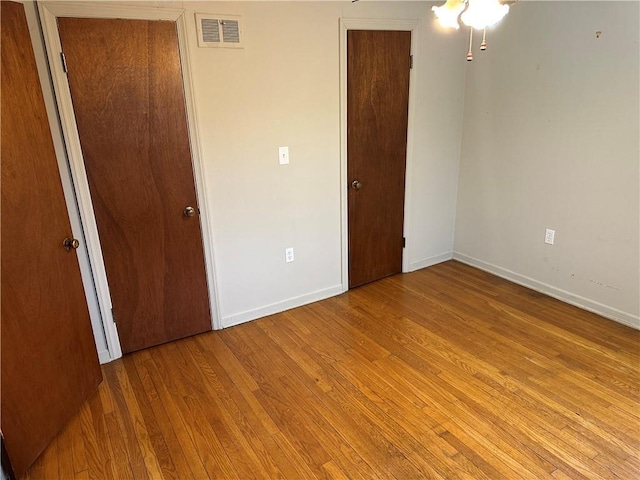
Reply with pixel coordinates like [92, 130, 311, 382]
[60, 52, 68, 73]
[403, 237, 406, 248]
[111, 309, 116, 324]
[409, 55, 413, 70]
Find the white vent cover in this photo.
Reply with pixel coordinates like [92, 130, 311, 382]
[195, 14, 243, 49]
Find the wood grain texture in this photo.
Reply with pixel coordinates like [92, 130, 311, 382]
[1, 2, 102, 476]
[57, 18, 211, 353]
[23, 262, 640, 479]
[347, 30, 411, 288]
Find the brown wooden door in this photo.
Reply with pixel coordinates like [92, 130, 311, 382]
[57, 18, 211, 353]
[1, 2, 102, 476]
[347, 30, 411, 288]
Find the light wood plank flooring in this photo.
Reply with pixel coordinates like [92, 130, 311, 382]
[24, 261, 640, 479]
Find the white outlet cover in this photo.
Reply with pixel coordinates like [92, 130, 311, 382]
[285, 247, 294, 262]
[545, 229, 555, 245]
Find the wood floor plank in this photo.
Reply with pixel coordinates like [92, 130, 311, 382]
[136, 355, 208, 479]
[320, 367, 462, 479]
[102, 412, 135, 480]
[195, 335, 280, 436]
[271, 433, 320, 480]
[179, 337, 281, 479]
[182, 393, 241, 479]
[256, 318, 387, 480]
[22, 261, 639, 480]
[103, 363, 152, 480]
[225, 320, 371, 478]
[114, 361, 165, 480]
[88, 404, 118, 480]
[198, 331, 260, 392]
[430, 386, 560, 477]
[122, 355, 182, 480]
[68, 409, 88, 476]
[321, 460, 349, 480]
[79, 395, 111, 480]
[221, 330, 336, 478]
[55, 427, 74, 480]
[154, 345, 240, 480]
[192, 334, 331, 478]
[239, 332, 376, 479]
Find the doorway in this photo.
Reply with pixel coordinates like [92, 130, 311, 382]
[39, 4, 220, 358]
[343, 26, 414, 289]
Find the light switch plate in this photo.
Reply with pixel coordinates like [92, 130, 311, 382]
[279, 146, 289, 165]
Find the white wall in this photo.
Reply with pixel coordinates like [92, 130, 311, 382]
[182, 1, 466, 326]
[454, 1, 640, 327]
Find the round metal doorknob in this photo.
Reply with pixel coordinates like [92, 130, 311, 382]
[351, 180, 362, 190]
[183, 206, 196, 217]
[63, 237, 80, 251]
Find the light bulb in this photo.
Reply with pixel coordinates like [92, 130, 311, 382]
[432, 0, 466, 30]
[460, 0, 509, 30]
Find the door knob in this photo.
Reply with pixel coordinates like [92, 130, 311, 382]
[183, 206, 196, 217]
[351, 180, 362, 190]
[63, 237, 80, 251]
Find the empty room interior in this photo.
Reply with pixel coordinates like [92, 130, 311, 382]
[2, 0, 639, 479]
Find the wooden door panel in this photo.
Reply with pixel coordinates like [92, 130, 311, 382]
[57, 18, 211, 353]
[347, 30, 411, 288]
[1, 2, 102, 476]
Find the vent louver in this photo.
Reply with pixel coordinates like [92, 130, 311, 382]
[195, 14, 243, 49]
[200, 18, 220, 43]
[221, 20, 240, 44]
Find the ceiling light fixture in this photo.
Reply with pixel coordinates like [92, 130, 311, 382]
[432, 0, 512, 61]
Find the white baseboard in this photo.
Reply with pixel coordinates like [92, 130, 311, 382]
[98, 349, 112, 365]
[453, 252, 640, 330]
[222, 284, 344, 329]
[408, 251, 453, 272]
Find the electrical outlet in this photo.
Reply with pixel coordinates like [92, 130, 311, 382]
[545, 229, 555, 245]
[279, 146, 289, 165]
[285, 247, 294, 263]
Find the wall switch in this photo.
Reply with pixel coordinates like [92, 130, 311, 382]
[285, 247, 294, 263]
[545, 228, 555, 245]
[278, 146, 289, 165]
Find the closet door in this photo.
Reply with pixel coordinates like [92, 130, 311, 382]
[57, 18, 212, 353]
[347, 30, 411, 288]
[1, 2, 102, 476]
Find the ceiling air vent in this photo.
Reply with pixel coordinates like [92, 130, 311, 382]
[195, 14, 243, 49]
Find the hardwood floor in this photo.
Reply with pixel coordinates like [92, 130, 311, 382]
[23, 261, 639, 479]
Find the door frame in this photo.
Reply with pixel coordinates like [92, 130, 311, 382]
[339, 18, 419, 291]
[38, 2, 222, 362]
